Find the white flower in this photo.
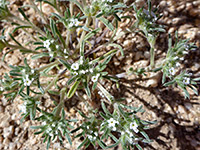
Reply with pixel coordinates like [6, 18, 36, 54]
[74, 18, 80, 26]
[49, 53, 54, 58]
[43, 40, 51, 48]
[89, 68, 93, 73]
[31, 69, 35, 74]
[71, 63, 79, 70]
[107, 0, 113, 2]
[72, 72, 78, 76]
[169, 67, 176, 76]
[21, 69, 26, 73]
[79, 56, 84, 64]
[42, 121, 47, 126]
[180, 57, 184, 61]
[64, 49, 67, 54]
[87, 135, 93, 141]
[56, 45, 59, 49]
[68, 18, 80, 28]
[98, 91, 105, 98]
[0, 87, 3, 91]
[58, 126, 62, 131]
[94, 132, 98, 136]
[52, 123, 56, 127]
[107, 118, 119, 131]
[80, 70, 86, 74]
[173, 56, 179, 60]
[19, 104, 26, 113]
[91, 74, 100, 82]
[175, 62, 181, 67]
[130, 122, 139, 133]
[183, 51, 188, 54]
[183, 77, 190, 85]
[23, 75, 33, 86]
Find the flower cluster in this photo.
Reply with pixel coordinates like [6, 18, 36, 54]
[130, 121, 139, 133]
[183, 77, 190, 85]
[43, 39, 58, 58]
[68, 18, 80, 28]
[21, 69, 35, 87]
[19, 102, 27, 114]
[86, 125, 99, 141]
[107, 118, 119, 131]
[70, 57, 101, 83]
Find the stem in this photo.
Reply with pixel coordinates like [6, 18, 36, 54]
[97, 83, 113, 104]
[37, 60, 59, 72]
[29, 0, 48, 24]
[150, 47, 155, 68]
[6, 43, 39, 54]
[54, 87, 66, 117]
[8, 14, 46, 37]
[76, 16, 92, 50]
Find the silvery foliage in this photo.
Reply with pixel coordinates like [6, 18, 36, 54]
[0, 0, 199, 149]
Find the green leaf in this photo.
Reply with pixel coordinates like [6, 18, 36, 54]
[67, 0, 84, 13]
[97, 140, 107, 149]
[37, 79, 44, 94]
[31, 53, 49, 59]
[77, 138, 88, 149]
[99, 17, 114, 31]
[163, 80, 175, 86]
[140, 131, 150, 141]
[65, 133, 72, 145]
[107, 140, 119, 148]
[101, 128, 109, 140]
[67, 80, 80, 98]
[83, 82, 91, 98]
[12, 25, 31, 33]
[136, 144, 143, 150]
[30, 125, 44, 129]
[50, 18, 57, 37]
[59, 59, 70, 70]
[77, 110, 89, 119]
[9, 33, 22, 46]
[46, 136, 51, 150]
[101, 101, 111, 116]
[18, 8, 31, 23]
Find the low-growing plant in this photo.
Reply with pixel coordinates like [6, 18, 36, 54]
[0, 0, 199, 149]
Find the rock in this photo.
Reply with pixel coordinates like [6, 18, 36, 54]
[178, 24, 193, 35]
[176, 3, 185, 12]
[15, 127, 21, 136]
[195, 19, 200, 27]
[3, 126, 14, 138]
[9, 54, 20, 66]
[123, 40, 133, 48]
[9, 142, 17, 150]
[184, 102, 193, 110]
[184, 28, 200, 40]
[3, 138, 10, 146]
[0, 105, 4, 113]
[146, 72, 161, 87]
[146, 79, 158, 87]
[144, 51, 150, 59]
[159, 1, 167, 7]
[135, 51, 143, 61]
[0, 135, 3, 143]
[177, 105, 186, 114]
[168, 27, 176, 34]
[185, 3, 193, 11]
[189, 9, 200, 17]
[172, 17, 185, 25]
[0, 113, 11, 127]
[42, 3, 56, 16]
